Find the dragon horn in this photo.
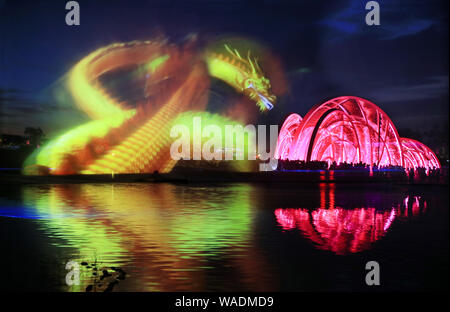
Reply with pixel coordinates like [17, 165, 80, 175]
[224, 44, 243, 61]
[254, 57, 262, 72]
[234, 48, 242, 59]
[247, 50, 257, 74]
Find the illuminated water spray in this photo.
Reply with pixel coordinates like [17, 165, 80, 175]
[274, 96, 440, 171]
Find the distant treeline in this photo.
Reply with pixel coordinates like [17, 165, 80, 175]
[0, 147, 34, 168]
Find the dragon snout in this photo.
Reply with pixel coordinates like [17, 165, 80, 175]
[245, 82, 275, 111]
[257, 93, 274, 110]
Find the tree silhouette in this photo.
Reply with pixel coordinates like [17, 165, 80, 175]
[24, 127, 45, 147]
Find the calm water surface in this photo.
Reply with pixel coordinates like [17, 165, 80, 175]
[0, 182, 448, 291]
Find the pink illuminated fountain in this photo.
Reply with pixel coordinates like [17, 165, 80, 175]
[275, 96, 440, 171]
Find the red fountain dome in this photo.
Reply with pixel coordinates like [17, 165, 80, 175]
[275, 96, 440, 171]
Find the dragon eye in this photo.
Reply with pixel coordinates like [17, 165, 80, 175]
[245, 79, 255, 89]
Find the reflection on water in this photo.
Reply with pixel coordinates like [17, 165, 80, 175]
[20, 183, 254, 291]
[275, 183, 427, 255]
[0, 181, 443, 291]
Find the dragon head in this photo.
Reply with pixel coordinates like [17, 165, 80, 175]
[242, 76, 276, 112]
[224, 44, 276, 112]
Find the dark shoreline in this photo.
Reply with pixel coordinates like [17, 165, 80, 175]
[0, 168, 448, 185]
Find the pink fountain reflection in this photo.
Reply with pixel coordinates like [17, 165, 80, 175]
[275, 184, 426, 255]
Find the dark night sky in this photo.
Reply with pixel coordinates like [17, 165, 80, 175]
[0, 0, 448, 136]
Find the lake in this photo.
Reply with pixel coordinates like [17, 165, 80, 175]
[0, 182, 447, 291]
